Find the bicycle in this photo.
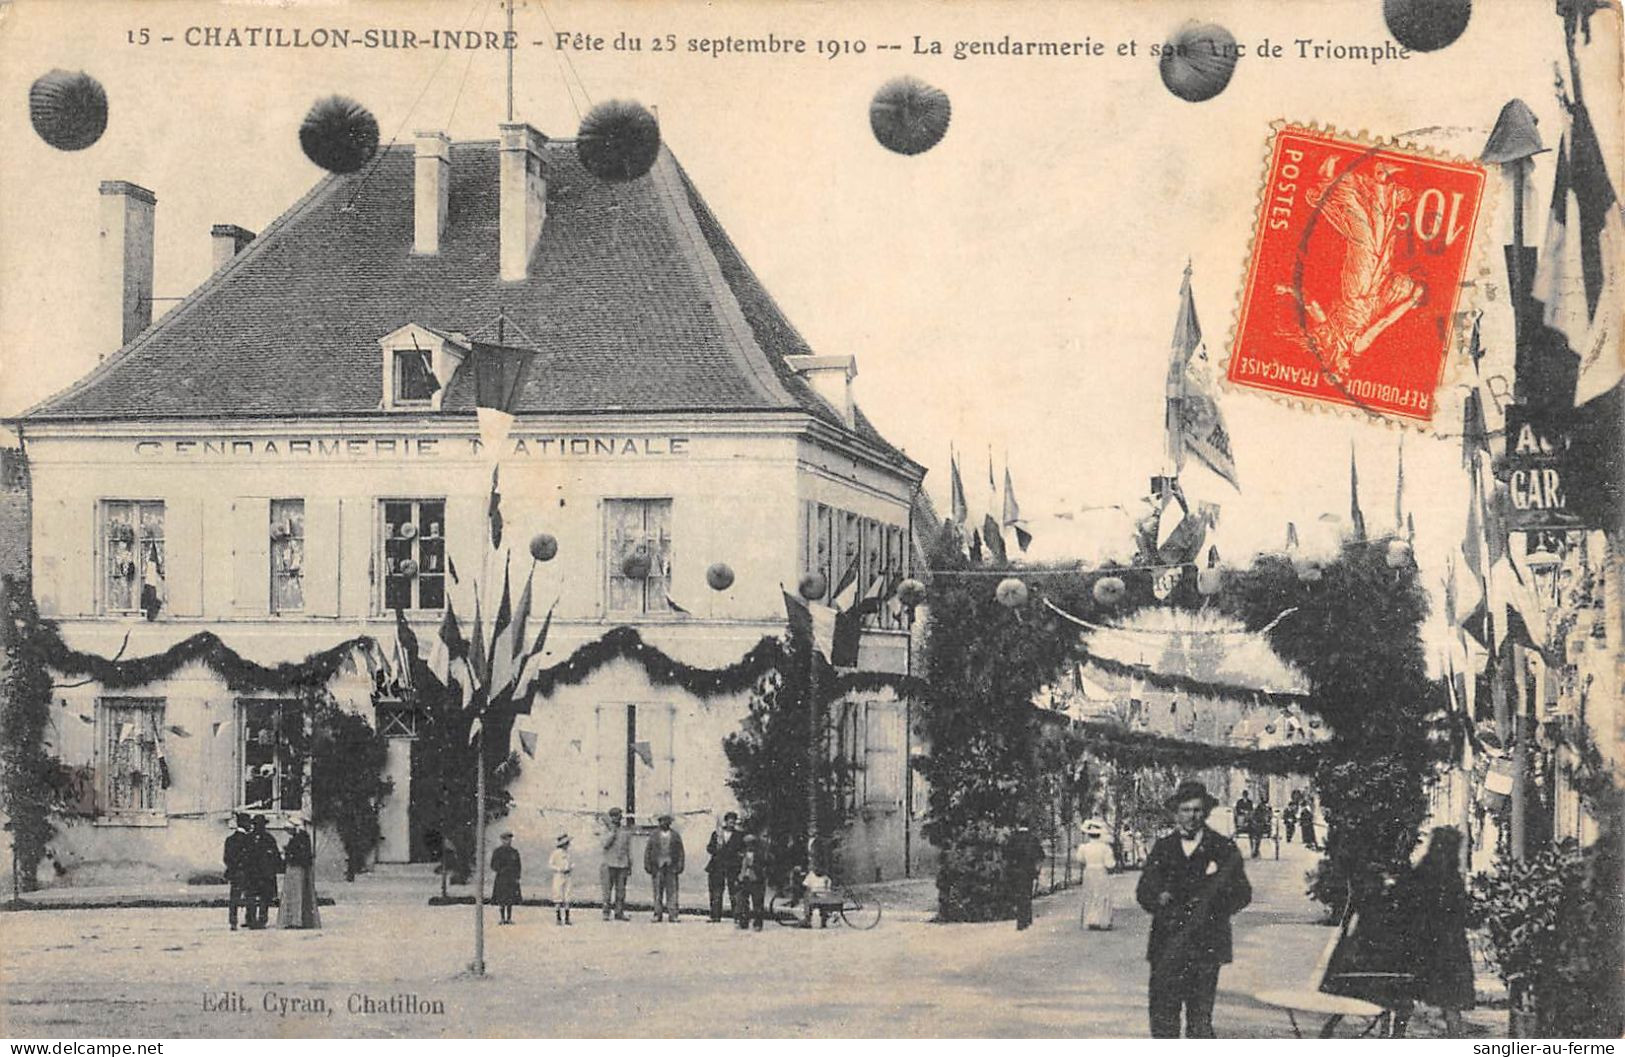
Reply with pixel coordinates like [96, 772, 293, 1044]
[768, 882, 882, 930]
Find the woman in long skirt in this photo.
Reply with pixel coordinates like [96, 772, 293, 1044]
[491, 832, 522, 924]
[1075, 822, 1117, 931]
[1395, 827, 1476, 1037]
[278, 817, 321, 929]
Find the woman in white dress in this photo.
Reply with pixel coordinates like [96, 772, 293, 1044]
[1075, 821, 1117, 931]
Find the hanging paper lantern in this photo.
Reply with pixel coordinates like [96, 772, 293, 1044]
[1383, 0, 1470, 53]
[869, 76, 951, 156]
[622, 546, 652, 580]
[29, 70, 108, 152]
[706, 562, 735, 591]
[1092, 576, 1127, 606]
[1385, 538, 1413, 568]
[299, 95, 380, 174]
[897, 578, 928, 608]
[995, 577, 1028, 609]
[398, 522, 418, 540]
[1159, 23, 1239, 103]
[798, 572, 827, 601]
[576, 99, 661, 183]
[529, 532, 559, 563]
[1197, 567, 1223, 596]
[399, 558, 420, 579]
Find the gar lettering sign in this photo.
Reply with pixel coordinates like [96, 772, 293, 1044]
[1504, 406, 1580, 532]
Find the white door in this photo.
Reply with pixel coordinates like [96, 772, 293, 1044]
[377, 737, 413, 863]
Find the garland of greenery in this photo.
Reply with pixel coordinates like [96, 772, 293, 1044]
[1075, 649, 1307, 707]
[1066, 718, 1331, 776]
[30, 625, 371, 692]
[2, 577, 56, 892]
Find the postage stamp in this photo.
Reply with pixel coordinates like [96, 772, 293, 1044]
[1227, 124, 1487, 424]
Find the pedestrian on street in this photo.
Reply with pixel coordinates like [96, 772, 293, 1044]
[549, 834, 574, 925]
[1005, 823, 1044, 931]
[705, 811, 743, 923]
[490, 832, 522, 925]
[1249, 795, 1272, 860]
[1394, 827, 1475, 1038]
[1135, 779, 1253, 1039]
[1231, 792, 1253, 841]
[1076, 820, 1117, 931]
[1284, 791, 1300, 844]
[1299, 801, 1319, 850]
[224, 813, 252, 931]
[277, 814, 321, 930]
[600, 807, 633, 920]
[735, 832, 767, 932]
[242, 815, 283, 929]
[644, 813, 685, 923]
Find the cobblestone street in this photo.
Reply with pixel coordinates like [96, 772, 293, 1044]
[1, 843, 1503, 1038]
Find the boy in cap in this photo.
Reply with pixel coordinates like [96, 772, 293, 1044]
[735, 832, 768, 931]
[1135, 779, 1252, 1038]
[549, 834, 574, 925]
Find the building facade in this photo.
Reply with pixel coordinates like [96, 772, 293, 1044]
[11, 123, 929, 888]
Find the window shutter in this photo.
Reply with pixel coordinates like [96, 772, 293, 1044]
[595, 703, 625, 811]
[164, 498, 204, 617]
[337, 497, 375, 617]
[34, 497, 70, 616]
[230, 499, 270, 614]
[302, 497, 340, 617]
[636, 703, 675, 818]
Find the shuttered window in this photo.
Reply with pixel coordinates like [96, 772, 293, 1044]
[605, 499, 672, 616]
[97, 698, 166, 816]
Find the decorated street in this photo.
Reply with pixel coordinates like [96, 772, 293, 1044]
[0, 843, 1499, 1039]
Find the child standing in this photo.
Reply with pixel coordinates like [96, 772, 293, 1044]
[490, 832, 522, 925]
[549, 834, 574, 925]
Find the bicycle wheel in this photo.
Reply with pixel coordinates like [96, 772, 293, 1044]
[767, 892, 801, 927]
[839, 891, 882, 930]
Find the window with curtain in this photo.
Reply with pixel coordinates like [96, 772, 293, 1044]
[270, 499, 305, 613]
[392, 347, 440, 404]
[605, 499, 673, 615]
[98, 698, 166, 816]
[102, 500, 165, 617]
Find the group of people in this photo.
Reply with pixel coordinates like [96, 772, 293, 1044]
[489, 810, 774, 930]
[222, 812, 320, 931]
[1232, 789, 1319, 857]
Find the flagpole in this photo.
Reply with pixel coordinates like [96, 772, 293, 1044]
[473, 716, 487, 975]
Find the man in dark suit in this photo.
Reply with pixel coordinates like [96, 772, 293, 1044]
[643, 814, 685, 923]
[705, 812, 743, 923]
[1136, 779, 1253, 1038]
[243, 815, 284, 929]
[224, 814, 252, 931]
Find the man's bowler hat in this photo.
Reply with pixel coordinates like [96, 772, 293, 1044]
[1165, 779, 1220, 811]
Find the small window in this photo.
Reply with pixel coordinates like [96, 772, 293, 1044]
[270, 499, 305, 613]
[380, 499, 446, 611]
[102, 500, 165, 617]
[239, 699, 305, 812]
[392, 347, 440, 404]
[831, 700, 865, 813]
[606, 499, 672, 615]
[98, 697, 166, 816]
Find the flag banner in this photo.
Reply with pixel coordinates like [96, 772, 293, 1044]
[516, 729, 537, 758]
[783, 589, 814, 644]
[470, 342, 533, 456]
[832, 607, 863, 668]
[810, 601, 838, 662]
[981, 512, 1008, 564]
[1349, 445, 1367, 541]
[487, 466, 504, 551]
[832, 552, 860, 609]
[634, 740, 654, 768]
[166, 724, 192, 738]
[1168, 265, 1241, 489]
[487, 561, 517, 694]
[428, 603, 464, 687]
[392, 606, 421, 691]
[468, 592, 488, 692]
[1002, 466, 1032, 552]
[949, 450, 968, 526]
[1532, 102, 1625, 406]
[664, 590, 691, 615]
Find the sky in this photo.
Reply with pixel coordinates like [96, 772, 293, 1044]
[2, 0, 1620, 658]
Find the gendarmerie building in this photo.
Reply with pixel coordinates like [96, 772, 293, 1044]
[10, 121, 929, 887]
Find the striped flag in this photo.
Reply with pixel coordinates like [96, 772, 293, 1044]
[489, 562, 532, 697]
[1002, 465, 1032, 553]
[1532, 99, 1625, 406]
[949, 449, 968, 526]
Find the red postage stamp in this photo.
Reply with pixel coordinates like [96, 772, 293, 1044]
[1227, 125, 1487, 423]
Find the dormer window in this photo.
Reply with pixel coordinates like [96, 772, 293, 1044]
[393, 348, 440, 405]
[378, 322, 468, 412]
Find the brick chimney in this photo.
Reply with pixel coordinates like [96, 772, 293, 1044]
[786, 354, 859, 428]
[499, 123, 547, 282]
[97, 181, 156, 356]
[413, 130, 451, 255]
[210, 224, 255, 270]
